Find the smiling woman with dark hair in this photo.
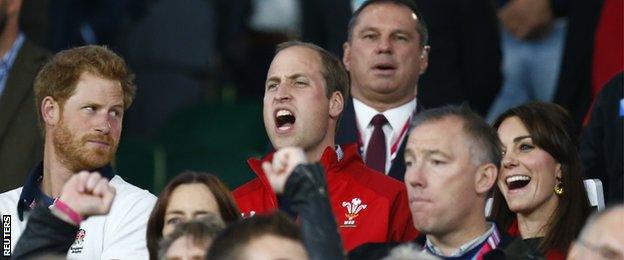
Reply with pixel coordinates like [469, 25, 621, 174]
[490, 102, 592, 259]
[145, 171, 240, 260]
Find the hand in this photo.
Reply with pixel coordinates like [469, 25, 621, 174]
[53, 171, 116, 223]
[262, 147, 307, 194]
[498, 0, 554, 40]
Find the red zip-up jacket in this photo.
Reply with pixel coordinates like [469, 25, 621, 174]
[233, 143, 419, 251]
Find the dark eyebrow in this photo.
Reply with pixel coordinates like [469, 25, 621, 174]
[286, 73, 307, 80]
[358, 27, 379, 34]
[266, 73, 307, 84]
[513, 135, 532, 143]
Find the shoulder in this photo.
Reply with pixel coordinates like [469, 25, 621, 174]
[233, 178, 265, 199]
[108, 176, 156, 212]
[343, 161, 406, 197]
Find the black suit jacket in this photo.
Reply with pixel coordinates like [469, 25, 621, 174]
[336, 98, 422, 181]
[0, 39, 49, 192]
[415, 0, 502, 116]
[553, 0, 604, 127]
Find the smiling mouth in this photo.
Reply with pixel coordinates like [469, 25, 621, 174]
[275, 109, 296, 131]
[506, 175, 531, 190]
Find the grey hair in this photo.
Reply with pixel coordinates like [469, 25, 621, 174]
[409, 104, 502, 168]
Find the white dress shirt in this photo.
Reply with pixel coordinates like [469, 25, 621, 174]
[353, 98, 416, 174]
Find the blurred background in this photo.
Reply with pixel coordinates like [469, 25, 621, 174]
[9, 0, 623, 194]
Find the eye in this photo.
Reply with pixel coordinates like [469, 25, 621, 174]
[266, 82, 278, 91]
[519, 143, 534, 152]
[430, 159, 445, 166]
[362, 33, 377, 40]
[295, 81, 308, 87]
[82, 106, 97, 114]
[165, 217, 182, 225]
[109, 109, 121, 117]
[395, 34, 409, 42]
[405, 160, 413, 168]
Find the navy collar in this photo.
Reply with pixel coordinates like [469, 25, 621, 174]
[17, 162, 115, 220]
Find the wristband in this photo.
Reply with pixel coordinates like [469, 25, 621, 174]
[53, 198, 83, 225]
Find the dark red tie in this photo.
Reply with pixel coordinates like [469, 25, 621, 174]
[366, 114, 388, 173]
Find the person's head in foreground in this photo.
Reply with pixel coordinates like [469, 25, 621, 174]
[491, 101, 591, 254]
[404, 105, 501, 256]
[158, 213, 225, 260]
[34, 45, 136, 172]
[147, 171, 240, 259]
[567, 205, 624, 260]
[207, 212, 309, 260]
[263, 41, 348, 162]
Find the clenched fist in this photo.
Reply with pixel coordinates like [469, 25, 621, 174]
[52, 171, 116, 225]
[262, 147, 307, 194]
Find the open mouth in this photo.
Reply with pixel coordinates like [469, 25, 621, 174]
[373, 63, 396, 72]
[275, 109, 296, 131]
[506, 175, 531, 190]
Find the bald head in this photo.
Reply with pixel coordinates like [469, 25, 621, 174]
[567, 205, 624, 260]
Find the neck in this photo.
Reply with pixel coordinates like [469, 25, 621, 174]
[351, 85, 416, 112]
[428, 212, 490, 256]
[305, 142, 333, 163]
[0, 21, 19, 57]
[517, 196, 559, 239]
[40, 136, 74, 198]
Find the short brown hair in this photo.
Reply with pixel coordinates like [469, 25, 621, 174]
[146, 171, 241, 260]
[34, 45, 136, 128]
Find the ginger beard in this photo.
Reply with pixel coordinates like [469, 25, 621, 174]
[52, 114, 117, 172]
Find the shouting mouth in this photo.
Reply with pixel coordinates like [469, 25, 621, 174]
[506, 175, 531, 190]
[275, 109, 296, 132]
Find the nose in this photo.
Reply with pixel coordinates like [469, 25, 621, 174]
[404, 163, 426, 188]
[94, 115, 112, 134]
[375, 36, 393, 54]
[273, 83, 292, 102]
[501, 152, 518, 169]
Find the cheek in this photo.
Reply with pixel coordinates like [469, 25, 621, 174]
[162, 223, 174, 236]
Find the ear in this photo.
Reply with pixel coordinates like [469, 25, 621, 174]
[555, 163, 562, 179]
[342, 42, 351, 71]
[41, 97, 61, 127]
[328, 90, 344, 119]
[475, 163, 498, 195]
[418, 45, 430, 75]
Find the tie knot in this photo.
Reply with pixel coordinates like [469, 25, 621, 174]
[371, 114, 388, 127]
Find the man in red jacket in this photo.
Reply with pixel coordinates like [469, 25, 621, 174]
[233, 41, 417, 251]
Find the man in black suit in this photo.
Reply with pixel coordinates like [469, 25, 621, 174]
[0, 0, 49, 192]
[338, 0, 428, 180]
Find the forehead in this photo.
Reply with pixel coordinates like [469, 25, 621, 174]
[497, 117, 530, 144]
[268, 46, 323, 78]
[167, 183, 217, 210]
[354, 2, 419, 33]
[407, 117, 467, 154]
[67, 72, 123, 104]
